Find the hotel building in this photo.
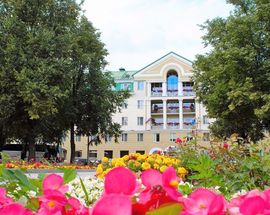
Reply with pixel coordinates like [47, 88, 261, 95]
[62, 52, 211, 161]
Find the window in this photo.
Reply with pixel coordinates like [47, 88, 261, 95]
[121, 102, 128, 109]
[75, 135, 81, 142]
[75, 150, 82, 157]
[121, 133, 128, 142]
[153, 133, 160, 142]
[203, 115, 209, 124]
[137, 133, 144, 142]
[137, 81, 144, 90]
[121, 117, 128, 126]
[120, 150, 129, 157]
[169, 132, 176, 142]
[167, 71, 178, 93]
[104, 150, 113, 159]
[88, 150, 97, 159]
[137, 117, 144, 126]
[137, 100, 144, 109]
[136, 150, 145, 155]
[120, 83, 131, 90]
[203, 133, 210, 141]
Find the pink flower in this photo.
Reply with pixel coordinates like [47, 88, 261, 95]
[92, 167, 136, 215]
[91, 194, 131, 215]
[0, 188, 13, 206]
[239, 196, 270, 215]
[0, 203, 33, 215]
[182, 188, 226, 215]
[223, 143, 229, 149]
[42, 174, 68, 194]
[104, 167, 137, 195]
[38, 190, 67, 215]
[139, 167, 181, 204]
[66, 197, 90, 215]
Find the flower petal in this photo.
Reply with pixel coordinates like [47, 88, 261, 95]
[162, 167, 178, 188]
[141, 169, 162, 187]
[104, 167, 136, 195]
[240, 196, 267, 215]
[92, 194, 131, 215]
[42, 174, 64, 191]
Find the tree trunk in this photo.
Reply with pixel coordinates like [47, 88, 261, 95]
[70, 123, 75, 163]
[0, 126, 5, 152]
[28, 134, 36, 161]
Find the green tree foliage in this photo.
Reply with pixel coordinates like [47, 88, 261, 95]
[64, 17, 129, 163]
[0, 0, 128, 161]
[193, 0, 270, 142]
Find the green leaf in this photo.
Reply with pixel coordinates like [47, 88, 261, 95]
[60, 168, 77, 184]
[146, 203, 182, 215]
[79, 177, 90, 206]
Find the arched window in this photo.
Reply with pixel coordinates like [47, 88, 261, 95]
[167, 71, 178, 95]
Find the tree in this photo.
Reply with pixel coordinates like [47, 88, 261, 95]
[64, 17, 129, 163]
[193, 0, 270, 142]
[0, 0, 81, 159]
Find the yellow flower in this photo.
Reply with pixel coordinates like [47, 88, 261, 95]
[115, 160, 126, 167]
[177, 167, 188, 175]
[102, 157, 109, 163]
[155, 158, 162, 164]
[146, 157, 154, 163]
[96, 165, 103, 174]
[160, 165, 167, 173]
[142, 162, 151, 170]
[134, 161, 141, 168]
[153, 163, 160, 170]
[122, 155, 129, 161]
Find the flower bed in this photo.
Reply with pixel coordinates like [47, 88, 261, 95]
[96, 153, 188, 179]
[3, 161, 96, 169]
[0, 166, 269, 214]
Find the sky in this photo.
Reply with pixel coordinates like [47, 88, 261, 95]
[82, 0, 233, 71]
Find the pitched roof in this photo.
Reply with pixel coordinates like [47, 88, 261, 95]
[107, 70, 137, 80]
[106, 52, 193, 80]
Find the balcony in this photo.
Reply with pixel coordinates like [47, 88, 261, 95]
[167, 102, 179, 113]
[183, 103, 195, 113]
[167, 122, 179, 129]
[151, 82, 163, 97]
[151, 122, 163, 130]
[167, 89, 178, 97]
[151, 102, 163, 114]
[183, 118, 196, 129]
[183, 87, 195, 96]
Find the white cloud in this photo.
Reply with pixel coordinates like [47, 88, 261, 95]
[82, 0, 233, 70]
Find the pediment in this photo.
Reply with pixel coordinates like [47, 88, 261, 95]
[134, 52, 193, 81]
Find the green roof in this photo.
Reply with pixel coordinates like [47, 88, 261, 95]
[108, 70, 137, 80]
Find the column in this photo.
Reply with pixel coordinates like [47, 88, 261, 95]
[163, 99, 167, 129]
[162, 82, 167, 97]
[179, 99, 183, 129]
[146, 100, 151, 130]
[147, 82, 151, 97]
[178, 81, 183, 96]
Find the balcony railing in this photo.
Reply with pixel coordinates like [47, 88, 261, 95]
[167, 89, 178, 96]
[183, 104, 195, 113]
[183, 87, 195, 96]
[151, 104, 163, 113]
[151, 87, 163, 96]
[167, 106, 179, 113]
[167, 122, 179, 129]
[151, 123, 163, 130]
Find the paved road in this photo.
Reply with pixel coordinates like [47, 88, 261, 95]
[26, 169, 96, 179]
